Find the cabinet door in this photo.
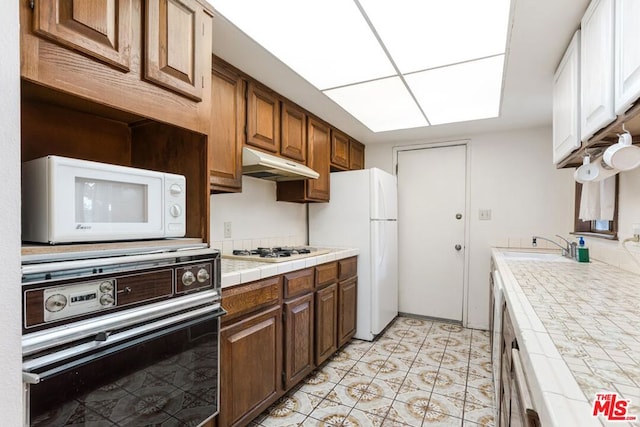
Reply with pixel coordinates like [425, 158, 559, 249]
[330, 130, 350, 170]
[581, 0, 616, 142]
[315, 283, 338, 365]
[338, 277, 357, 348]
[220, 305, 282, 427]
[247, 82, 280, 153]
[281, 102, 307, 162]
[33, 0, 132, 71]
[283, 293, 315, 389]
[307, 117, 331, 201]
[349, 140, 365, 170]
[145, 0, 209, 101]
[210, 62, 245, 192]
[614, 0, 640, 114]
[553, 31, 581, 164]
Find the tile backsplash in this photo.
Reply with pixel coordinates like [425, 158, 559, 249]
[210, 176, 307, 254]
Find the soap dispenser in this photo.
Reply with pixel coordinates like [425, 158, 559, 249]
[576, 237, 589, 262]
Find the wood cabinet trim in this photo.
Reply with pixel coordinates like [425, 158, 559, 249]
[283, 268, 314, 299]
[246, 82, 280, 153]
[315, 262, 338, 288]
[338, 257, 357, 281]
[338, 277, 357, 347]
[144, 0, 208, 101]
[33, 0, 133, 71]
[283, 293, 315, 389]
[280, 101, 307, 162]
[220, 304, 283, 427]
[221, 276, 282, 324]
[349, 140, 365, 170]
[209, 60, 245, 192]
[330, 129, 350, 169]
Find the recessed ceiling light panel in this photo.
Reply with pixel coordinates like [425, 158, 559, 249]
[209, 0, 396, 89]
[358, 0, 511, 73]
[324, 77, 428, 132]
[405, 55, 505, 125]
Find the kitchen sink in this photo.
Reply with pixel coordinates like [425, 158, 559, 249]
[500, 251, 574, 262]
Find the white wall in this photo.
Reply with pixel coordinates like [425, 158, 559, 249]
[0, 2, 24, 424]
[210, 176, 308, 253]
[366, 126, 575, 329]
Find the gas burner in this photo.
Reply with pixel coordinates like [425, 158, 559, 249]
[232, 249, 259, 256]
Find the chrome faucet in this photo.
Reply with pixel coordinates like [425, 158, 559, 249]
[531, 235, 577, 259]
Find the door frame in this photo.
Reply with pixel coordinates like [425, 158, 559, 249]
[392, 139, 472, 326]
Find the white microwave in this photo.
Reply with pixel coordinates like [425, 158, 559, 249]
[22, 156, 186, 244]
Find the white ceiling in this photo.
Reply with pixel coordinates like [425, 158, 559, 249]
[210, 0, 590, 145]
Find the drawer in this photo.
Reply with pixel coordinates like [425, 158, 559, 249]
[315, 262, 337, 288]
[338, 257, 357, 281]
[222, 276, 282, 323]
[283, 268, 314, 299]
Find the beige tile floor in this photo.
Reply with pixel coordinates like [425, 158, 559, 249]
[250, 316, 495, 427]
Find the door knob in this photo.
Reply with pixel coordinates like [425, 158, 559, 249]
[455, 244, 462, 251]
[456, 213, 462, 220]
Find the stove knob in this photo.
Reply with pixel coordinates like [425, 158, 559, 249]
[100, 294, 115, 306]
[182, 270, 196, 286]
[45, 294, 67, 312]
[197, 268, 210, 283]
[170, 204, 182, 218]
[99, 281, 114, 293]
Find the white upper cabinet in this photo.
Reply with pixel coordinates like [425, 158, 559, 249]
[580, 0, 615, 142]
[614, 0, 640, 115]
[553, 31, 581, 164]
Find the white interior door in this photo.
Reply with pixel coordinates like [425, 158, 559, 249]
[397, 145, 466, 321]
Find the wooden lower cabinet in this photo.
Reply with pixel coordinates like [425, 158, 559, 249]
[338, 277, 357, 347]
[315, 283, 338, 366]
[218, 260, 357, 426]
[283, 293, 315, 389]
[219, 305, 282, 427]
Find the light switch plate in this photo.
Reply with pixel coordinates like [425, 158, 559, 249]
[224, 222, 232, 239]
[479, 209, 492, 220]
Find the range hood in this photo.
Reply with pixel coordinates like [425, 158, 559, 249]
[242, 147, 319, 181]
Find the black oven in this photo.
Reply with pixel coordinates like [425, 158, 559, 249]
[21, 248, 223, 427]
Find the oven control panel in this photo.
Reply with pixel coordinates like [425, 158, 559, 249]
[43, 280, 116, 323]
[176, 262, 213, 294]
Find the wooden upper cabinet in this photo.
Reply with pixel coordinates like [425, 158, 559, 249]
[21, 0, 213, 135]
[276, 117, 330, 202]
[330, 129, 350, 170]
[280, 102, 307, 162]
[349, 140, 365, 170]
[145, 0, 210, 101]
[247, 82, 280, 153]
[306, 118, 331, 200]
[33, 0, 133, 71]
[210, 61, 245, 192]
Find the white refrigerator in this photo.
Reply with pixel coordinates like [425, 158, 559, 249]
[309, 168, 398, 341]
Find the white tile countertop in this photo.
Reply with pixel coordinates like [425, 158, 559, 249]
[220, 247, 359, 288]
[492, 248, 640, 427]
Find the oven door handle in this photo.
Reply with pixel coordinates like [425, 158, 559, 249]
[23, 305, 225, 384]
